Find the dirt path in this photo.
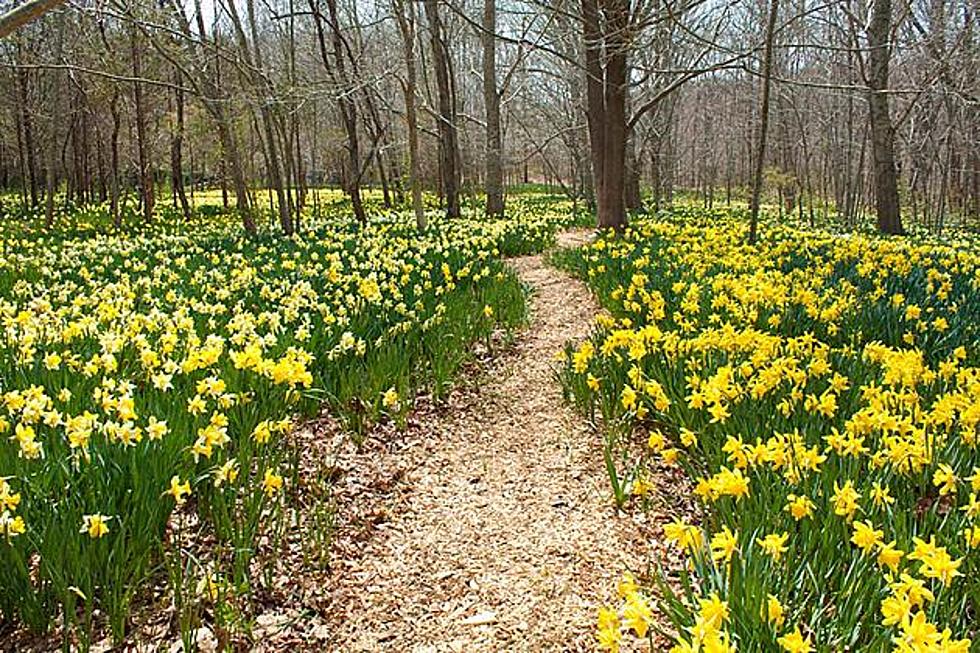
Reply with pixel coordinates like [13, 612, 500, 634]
[327, 230, 645, 652]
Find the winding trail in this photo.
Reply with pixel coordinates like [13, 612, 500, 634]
[328, 231, 646, 652]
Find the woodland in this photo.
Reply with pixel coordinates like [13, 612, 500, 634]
[1, 1, 979, 652]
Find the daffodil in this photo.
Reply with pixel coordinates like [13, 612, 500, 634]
[166, 476, 192, 506]
[80, 514, 111, 539]
[777, 627, 813, 653]
[262, 469, 284, 497]
[758, 531, 789, 561]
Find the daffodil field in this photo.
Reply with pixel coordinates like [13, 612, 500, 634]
[0, 193, 576, 647]
[557, 208, 980, 652]
[6, 186, 979, 651]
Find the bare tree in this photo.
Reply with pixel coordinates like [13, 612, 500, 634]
[170, 68, 191, 220]
[424, 0, 461, 219]
[867, 0, 904, 234]
[225, 0, 293, 234]
[310, 0, 367, 224]
[393, 0, 426, 229]
[164, 0, 257, 233]
[130, 20, 153, 223]
[0, 0, 65, 39]
[748, 0, 780, 244]
[0, 0, 976, 235]
[581, 0, 630, 230]
[482, 0, 503, 217]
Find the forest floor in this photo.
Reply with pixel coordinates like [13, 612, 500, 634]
[316, 230, 659, 652]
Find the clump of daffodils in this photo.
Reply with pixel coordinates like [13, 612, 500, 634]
[562, 209, 980, 649]
[0, 197, 564, 636]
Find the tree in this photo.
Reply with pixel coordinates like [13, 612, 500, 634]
[0, 0, 65, 39]
[225, 0, 294, 234]
[867, 0, 904, 235]
[130, 21, 154, 224]
[169, 69, 191, 220]
[581, 0, 630, 230]
[482, 0, 504, 218]
[393, 0, 426, 230]
[310, 0, 367, 224]
[40, 6, 65, 226]
[163, 0, 257, 233]
[0, 0, 975, 235]
[424, 0, 461, 219]
[748, 0, 780, 245]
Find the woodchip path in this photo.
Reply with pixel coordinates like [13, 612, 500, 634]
[324, 230, 647, 652]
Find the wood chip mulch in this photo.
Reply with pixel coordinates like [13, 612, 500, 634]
[313, 230, 660, 652]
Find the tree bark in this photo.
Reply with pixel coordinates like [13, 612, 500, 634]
[582, 0, 605, 208]
[394, 0, 426, 230]
[582, 0, 629, 230]
[748, 0, 779, 245]
[293, 119, 306, 214]
[425, 0, 461, 219]
[482, 0, 504, 218]
[171, 70, 191, 220]
[601, 0, 628, 230]
[14, 89, 27, 205]
[109, 89, 121, 227]
[867, 0, 904, 235]
[131, 24, 154, 224]
[80, 94, 92, 203]
[625, 132, 642, 211]
[43, 118, 57, 226]
[16, 63, 39, 207]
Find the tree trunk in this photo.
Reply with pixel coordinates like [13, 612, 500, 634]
[14, 92, 27, 206]
[600, 0, 628, 230]
[42, 11, 66, 227]
[294, 119, 306, 214]
[0, 140, 7, 193]
[43, 88, 58, 226]
[166, 0, 256, 233]
[251, 9, 292, 234]
[867, 0, 904, 235]
[43, 125, 57, 227]
[131, 24, 154, 224]
[582, 0, 629, 230]
[171, 71, 191, 220]
[377, 156, 392, 208]
[109, 88, 121, 227]
[748, 0, 779, 244]
[221, 128, 254, 233]
[425, 0, 461, 219]
[482, 0, 504, 218]
[394, 0, 426, 230]
[226, 0, 292, 234]
[81, 99, 93, 204]
[310, 0, 367, 224]
[17, 64, 39, 207]
[582, 0, 605, 211]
